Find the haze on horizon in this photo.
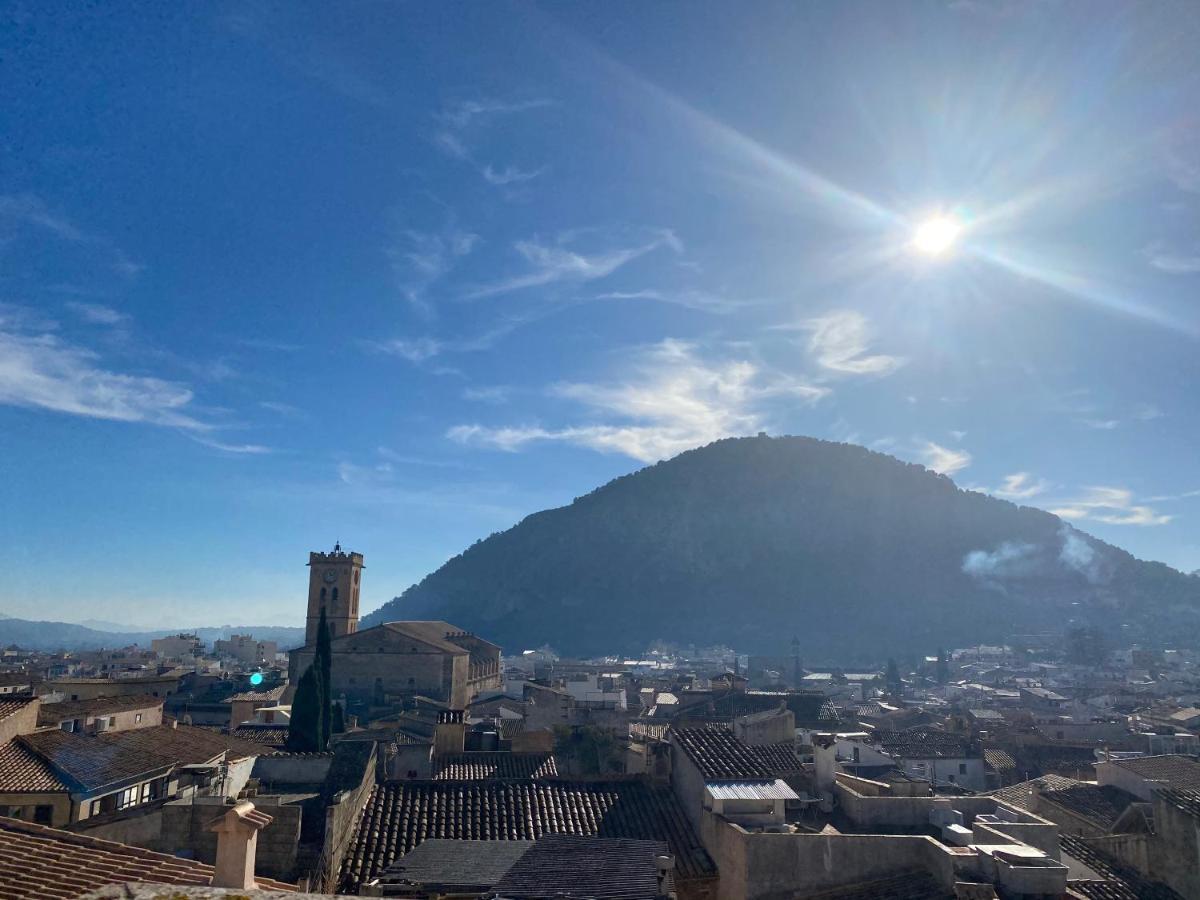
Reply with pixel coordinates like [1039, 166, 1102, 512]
[1, 1, 1198, 629]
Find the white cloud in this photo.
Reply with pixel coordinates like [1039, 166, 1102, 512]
[0, 193, 142, 278]
[919, 440, 972, 476]
[433, 98, 552, 191]
[448, 339, 827, 462]
[388, 225, 479, 315]
[375, 337, 444, 363]
[481, 164, 546, 186]
[0, 329, 204, 429]
[1080, 418, 1120, 430]
[465, 229, 681, 300]
[994, 472, 1050, 500]
[66, 301, 127, 325]
[1049, 485, 1172, 527]
[188, 436, 272, 454]
[462, 385, 511, 404]
[797, 310, 904, 376]
[591, 288, 744, 314]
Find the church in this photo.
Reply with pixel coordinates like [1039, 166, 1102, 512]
[287, 544, 502, 711]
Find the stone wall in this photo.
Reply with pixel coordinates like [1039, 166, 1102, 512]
[161, 797, 303, 882]
[701, 813, 960, 900]
[0, 699, 38, 742]
[1148, 795, 1200, 899]
[252, 753, 333, 789]
[319, 742, 378, 892]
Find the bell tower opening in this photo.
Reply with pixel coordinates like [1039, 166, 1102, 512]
[305, 543, 364, 646]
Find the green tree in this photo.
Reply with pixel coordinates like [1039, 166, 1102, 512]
[331, 701, 345, 734]
[315, 607, 333, 747]
[935, 649, 949, 685]
[885, 658, 903, 696]
[553, 725, 623, 776]
[286, 665, 324, 752]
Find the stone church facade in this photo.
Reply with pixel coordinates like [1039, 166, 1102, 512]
[288, 545, 501, 711]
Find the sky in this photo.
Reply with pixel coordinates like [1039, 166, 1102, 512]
[2, 1, 1199, 629]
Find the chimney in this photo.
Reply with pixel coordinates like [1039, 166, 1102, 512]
[434, 709, 466, 757]
[208, 800, 273, 890]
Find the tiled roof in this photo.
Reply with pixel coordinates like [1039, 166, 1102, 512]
[432, 752, 557, 781]
[339, 779, 716, 890]
[1155, 787, 1200, 820]
[710, 691, 838, 725]
[225, 685, 287, 704]
[876, 729, 974, 760]
[803, 870, 953, 899]
[629, 722, 670, 742]
[19, 724, 267, 792]
[986, 775, 1081, 812]
[37, 695, 162, 726]
[671, 729, 773, 780]
[493, 834, 670, 900]
[0, 814, 296, 898]
[983, 748, 1016, 772]
[1060, 833, 1182, 900]
[1041, 784, 1138, 829]
[0, 699, 34, 722]
[0, 740, 68, 792]
[230, 724, 290, 746]
[378, 838, 533, 889]
[1107, 754, 1200, 791]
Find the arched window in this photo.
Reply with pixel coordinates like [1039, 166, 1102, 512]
[332, 587, 339, 603]
[320, 587, 327, 602]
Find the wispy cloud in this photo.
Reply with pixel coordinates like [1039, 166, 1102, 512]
[1146, 242, 1200, 274]
[465, 229, 681, 300]
[919, 440, 973, 476]
[448, 338, 827, 462]
[433, 97, 553, 192]
[1080, 418, 1120, 431]
[591, 288, 745, 314]
[993, 471, 1051, 500]
[789, 310, 904, 376]
[388, 223, 479, 316]
[462, 385, 511, 404]
[188, 435, 272, 455]
[376, 336, 444, 363]
[0, 329, 205, 430]
[1050, 486, 1173, 527]
[65, 301, 127, 325]
[0, 193, 142, 278]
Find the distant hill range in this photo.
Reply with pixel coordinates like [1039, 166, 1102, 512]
[363, 435, 1200, 659]
[0, 619, 304, 652]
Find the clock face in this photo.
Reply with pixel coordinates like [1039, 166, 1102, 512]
[323, 569, 338, 584]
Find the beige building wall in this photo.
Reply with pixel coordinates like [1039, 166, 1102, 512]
[52, 676, 181, 701]
[0, 699, 39, 743]
[0, 790, 72, 828]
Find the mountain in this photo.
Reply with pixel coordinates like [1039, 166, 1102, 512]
[0, 619, 305, 652]
[363, 435, 1200, 660]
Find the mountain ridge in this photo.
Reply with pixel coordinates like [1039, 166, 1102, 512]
[363, 435, 1200, 659]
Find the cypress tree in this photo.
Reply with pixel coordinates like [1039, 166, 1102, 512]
[331, 702, 345, 734]
[286, 666, 324, 752]
[316, 607, 333, 748]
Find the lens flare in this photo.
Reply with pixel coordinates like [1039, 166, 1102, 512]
[249, 672, 264, 686]
[912, 215, 962, 257]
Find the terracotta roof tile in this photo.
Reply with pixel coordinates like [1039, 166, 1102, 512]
[671, 728, 804, 781]
[1041, 784, 1138, 829]
[876, 730, 974, 760]
[1108, 755, 1200, 792]
[493, 834, 670, 899]
[37, 696, 162, 726]
[1060, 833, 1182, 900]
[339, 779, 715, 891]
[433, 752, 557, 781]
[0, 740, 68, 792]
[0, 814, 295, 897]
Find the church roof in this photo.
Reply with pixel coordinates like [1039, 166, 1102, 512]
[327, 621, 498, 656]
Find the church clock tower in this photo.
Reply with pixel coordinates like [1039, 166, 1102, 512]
[306, 543, 364, 645]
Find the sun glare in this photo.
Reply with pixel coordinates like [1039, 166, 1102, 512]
[911, 215, 961, 257]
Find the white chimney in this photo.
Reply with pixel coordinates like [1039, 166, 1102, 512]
[208, 800, 273, 890]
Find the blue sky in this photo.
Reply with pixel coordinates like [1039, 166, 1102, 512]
[2, 1, 1199, 628]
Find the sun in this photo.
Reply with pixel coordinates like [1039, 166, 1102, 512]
[911, 215, 962, 257]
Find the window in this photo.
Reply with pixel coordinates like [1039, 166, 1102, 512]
[108, 716, 116, 727]
[332, 587, 339, 603]
[90, 799, 102, 816]
[116, 786, 139, 810]
[959, 763, 967, 775]
[134, 713, 142, 723]
[320, 586, 327, 602]
[34, 806, 52, 825]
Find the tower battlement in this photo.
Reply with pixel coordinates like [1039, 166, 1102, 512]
[305, 543, 364, 645]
